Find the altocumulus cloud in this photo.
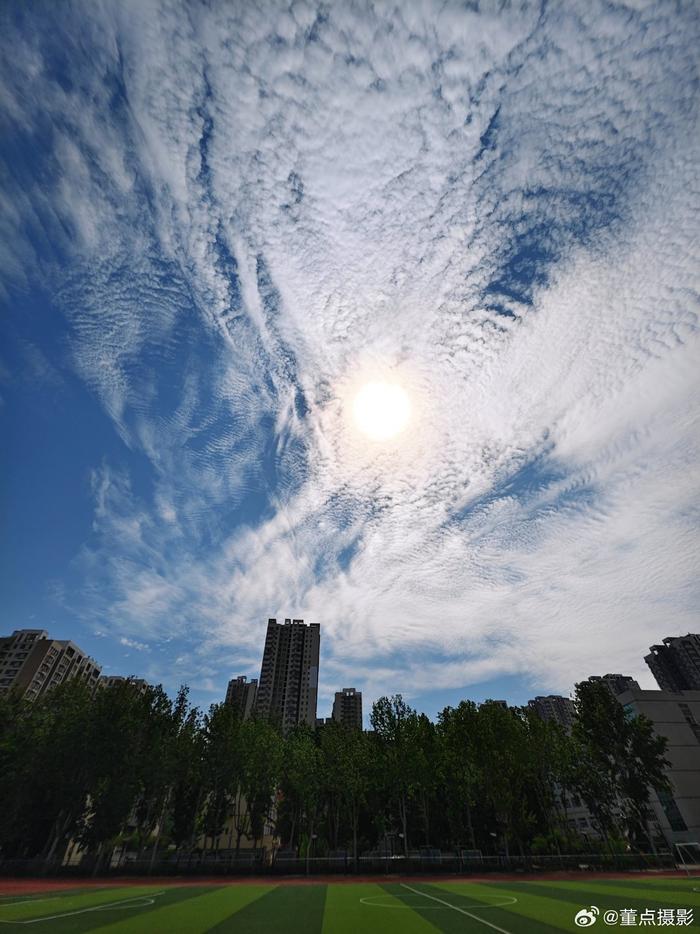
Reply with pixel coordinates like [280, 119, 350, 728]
[1, 0, 698, 705]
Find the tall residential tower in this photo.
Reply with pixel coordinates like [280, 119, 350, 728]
[645, 635, 700, 692]
[254, 618, 319, 733]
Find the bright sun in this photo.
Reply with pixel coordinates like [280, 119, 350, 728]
[352, 381, 411, 441]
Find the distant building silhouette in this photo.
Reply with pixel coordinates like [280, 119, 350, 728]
[645, 635, 700, 692]
[254, 618, 319, 733]
[586, 673, 640, 696]
[99, 675, 149, 693]
[0, 629, 101, 700]
[528, 694, 576, 730]
[225, 675, 258, 720]
[332, 687, 363, 729]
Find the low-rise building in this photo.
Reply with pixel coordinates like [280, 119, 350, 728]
[98, 675, 149, 693]
[616, 687, 700, 847]
[332, 687, 363, 729]
[225, 675, 258, 720]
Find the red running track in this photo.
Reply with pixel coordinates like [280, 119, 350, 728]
[0, 869, 690, 895]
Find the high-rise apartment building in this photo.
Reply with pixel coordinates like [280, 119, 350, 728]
[254, 618, 319, 733]
[528, 694, 576, 730]
[645, 635, 700, 693]
[0, 629, 101, 700]
[332, 687, 363, 729]
[225, 675, 258, 720]
[586, 673, 641, 696]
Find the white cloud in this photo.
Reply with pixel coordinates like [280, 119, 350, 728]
[2, 0, 698, 708]
[119, 636, 150, 653]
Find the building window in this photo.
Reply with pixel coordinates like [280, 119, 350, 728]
[657, 789, 688, 832]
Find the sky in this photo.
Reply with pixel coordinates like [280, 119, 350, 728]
[1, 0, 699, 721]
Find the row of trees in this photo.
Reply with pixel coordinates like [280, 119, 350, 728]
[0, 678, 671, 869]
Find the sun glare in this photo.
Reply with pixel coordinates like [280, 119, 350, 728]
[352, 381, 411, 442]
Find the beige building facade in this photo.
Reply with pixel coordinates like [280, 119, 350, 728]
[0, 629, 101, 700]
[616, 688, 700, 848]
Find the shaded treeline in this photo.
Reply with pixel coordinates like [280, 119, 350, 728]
[0, 679, 670, 867]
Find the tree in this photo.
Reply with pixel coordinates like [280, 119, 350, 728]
[572, 680, 670, 851]
[281, 726, 323, 872]
[620, 713, 671, 849]
[238, 718, 282, 854]
[437, 701, 481, 850]
[472, 702, 534, 858]
[0, 680, 94, 861]
[520, 708, 574, 854]
[77, 680, 166, 871]
[136, 685, 197, 869]
[0, 669, 677, 870]
[319, 721, 372, 867]
[200, 703, 241, 852]
[370, 695, 419, 856]
[413, 713, 440, 845]
[318, 721, 347, 852]
[169, 704, 204, 853]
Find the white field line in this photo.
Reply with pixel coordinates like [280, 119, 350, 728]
[0, 888, 115, 904]
[0, 892, 165, 925]
[0, 899, 60, 907]
[401, 884, 514, 934]
[360, 893, 517, 911]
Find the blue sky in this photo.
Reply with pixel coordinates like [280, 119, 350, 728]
[1, 0, 698, 721]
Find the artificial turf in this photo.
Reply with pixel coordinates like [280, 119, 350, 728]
[0, 876, 698, 932]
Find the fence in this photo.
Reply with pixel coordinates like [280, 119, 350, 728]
[0, 850, 676, 878]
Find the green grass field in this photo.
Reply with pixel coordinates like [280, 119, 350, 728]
[0, 876, 698, 932]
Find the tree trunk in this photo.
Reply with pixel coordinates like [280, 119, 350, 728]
[333, 801, 340, 851]
[352, 801, 358, 872]
[466, 802, 476, 851]
[645, 815, 657, 856]
[149, 787, 171, 874]
[289, 811, 297, 854]
[305, 817, 314, 876]
[92, 841, 104, 877]
[227, 818, 235, 854]
[422, 792, 430, 844]
[44, 810, 73, 869]
[399, 795, 408, 856]
[42, 810, 64, 859]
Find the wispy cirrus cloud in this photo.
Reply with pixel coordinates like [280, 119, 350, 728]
[1, 0, 698, 709]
